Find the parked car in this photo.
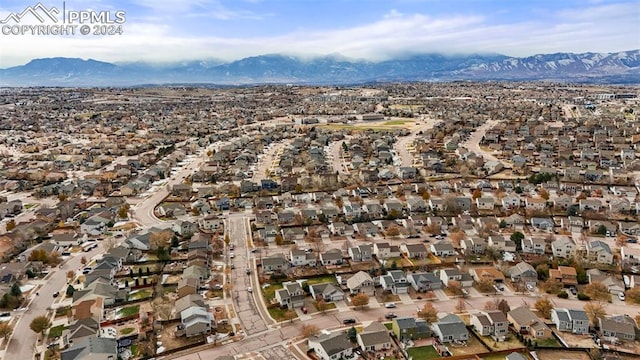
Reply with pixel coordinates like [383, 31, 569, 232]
[342, 318, 356, 324]
[301, 307, 308, 314]
[385, 303, 396, 308]
[52, 291, 59, 298]
[385, 313, 398, 319]
[247, 287, 253, 293]
[569, 287, 577, 295]
[618, 292, 625, 301]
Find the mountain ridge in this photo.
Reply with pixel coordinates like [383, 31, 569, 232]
[1, 50, 639, 86]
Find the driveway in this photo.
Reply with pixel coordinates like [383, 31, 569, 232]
[433, 289, 449, 301]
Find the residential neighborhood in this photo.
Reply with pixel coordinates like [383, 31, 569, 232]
[0, 83, 639, 360]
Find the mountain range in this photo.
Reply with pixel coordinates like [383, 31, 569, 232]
[1, 50, 639, 86]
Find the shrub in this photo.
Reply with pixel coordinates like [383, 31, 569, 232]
[558, 291, 569, 299]
[577, 293, 591, 301]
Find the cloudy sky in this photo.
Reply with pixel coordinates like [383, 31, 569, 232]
[0, 0, 639, 67]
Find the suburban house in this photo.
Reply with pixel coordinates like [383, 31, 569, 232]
[407, 272, 443, 292]
[346, 271, 374, 295]
[60, 336, 117, 360]
[380, 270, 410, 294]
[587, 269, 625, 295]
[476, 197, 495, 210]
[460, 236, 486, 255]
[549, 266, 578, 287]
[178, 306, 215, 338]
[507, 306, 552, 340]
[622, 246, 640, 265]
[320, 249, 344, 266]
[357, 322, 393, 353]
[440, 268, 474, 287]
[373, 242, 400, 259]
[552, 238, 576, 258]
[290, 249, 317, 267]
[551, 308, 589, 334]
[309, 282, 345, 302]
[487, 235, 516, 252]
[308, 332, 353, 360]
[430, 241, 456, 257]
[599, 315, 637, 342]
[261, 254, 290, 274]
[198, 214, 224, 231]
[392, 317, 430, 341]
[586, 240, 614, 265]
[275, 281, 305, 309]
[471, 310, 509, 341]
[400, 243, 428, 259]
[505, 262, 537, 286]
[521, 237, 546, 255]
[348, 244, 372, 262]
[431, 314, 469, 344]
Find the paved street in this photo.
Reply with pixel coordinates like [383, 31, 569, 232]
[5, 243, 107, 360]
[227, 214, 269, 336]
[394, 117, 439, 167]
[460, 119, 506, 166]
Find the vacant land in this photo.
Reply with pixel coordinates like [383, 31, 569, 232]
[449, 336, 488, 356]
[406, 345, 440, 360]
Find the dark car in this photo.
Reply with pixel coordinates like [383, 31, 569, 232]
[569, 287, 577, 295]
[342, 318, 356, 324]
[385, 313, 398, 319]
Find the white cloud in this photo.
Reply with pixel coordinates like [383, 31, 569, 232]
[1, 1, 638, 67]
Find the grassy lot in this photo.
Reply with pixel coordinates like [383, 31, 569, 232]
[262, 283, 284, 303]
[304, 275, 338, 285]
[406, 346, 440, 360]
[120, 327, 136, 335]
[128, 289, 152, 301]
[117, 305, 140, 318]
[384, 120, 412, 125]
[384, 323, 393, 330]
[267, 306, 296, 321]
[131, 344, 139, 357]
[49, 325, 67, 338]
[536, 338, 561, 347]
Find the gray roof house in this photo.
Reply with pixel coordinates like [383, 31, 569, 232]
[261, 254, 290, 274]
[178, 306, 215, 338]
[308, 332, 353, 360]
[380, 270, 410, 294]
[407, 272, 442, 292]
[599, 315, 636, 342]
[348, 244, 372, 262]
[346, 271, 374, 295]
[309, 282, 345, 302]
[275, 281, 305, 309]
[505, 262, 537, 285]
[551, 308, 589, 334]
[431, 314, 469, 344]
[60, 335, 117, 360]
[357, 322, 392, 352]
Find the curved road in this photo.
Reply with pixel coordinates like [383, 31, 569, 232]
[6, 243, 107, 360]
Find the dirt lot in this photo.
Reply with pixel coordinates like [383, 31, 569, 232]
[554, 330, 596, 348]
[156, 320, 204, 351]
[533, 349, 590, 360]
[449, 335, 488, 356]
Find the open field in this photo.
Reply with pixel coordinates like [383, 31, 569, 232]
[406, 345, 440, 360]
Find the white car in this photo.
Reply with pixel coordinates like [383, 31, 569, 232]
[247, 287, 253, 293]
[384, 303, 396, 308]
[618, 292, 625, 301]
